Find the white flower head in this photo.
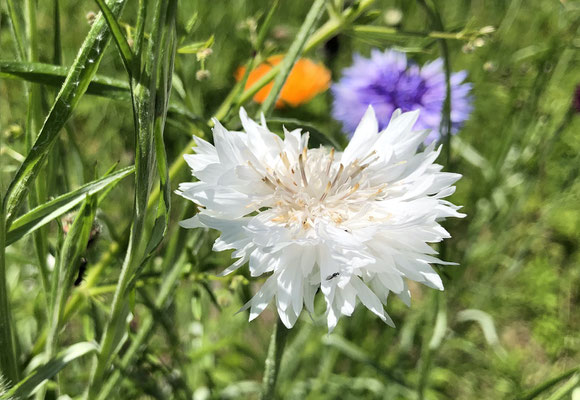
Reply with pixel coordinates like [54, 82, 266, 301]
[177, 106, 465, 331]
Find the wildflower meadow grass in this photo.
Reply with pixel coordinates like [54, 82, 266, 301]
[1, 1, 579, 399]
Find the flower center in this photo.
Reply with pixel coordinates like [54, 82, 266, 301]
[368, 71, 428, 111]
[254, 147, 387, 233]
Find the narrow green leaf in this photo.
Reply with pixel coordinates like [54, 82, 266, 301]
[94, 0, 135, 74]
[2, 0, 128, 227]
[4, 342, 98, 399]
[6, 166, 134, 246]
[0, 61, 130, 100]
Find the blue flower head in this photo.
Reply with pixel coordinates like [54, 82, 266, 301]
[331, 49, 472, 144]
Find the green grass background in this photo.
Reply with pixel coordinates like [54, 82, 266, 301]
[1, 0, 580, 399]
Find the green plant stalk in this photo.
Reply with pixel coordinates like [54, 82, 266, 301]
[261, 317, 290, 400]
[94, 0, 135, 74]
[25, 0, 52, 309]
[86, 0, 177, 396]
[417, 0, 452, 162]
[0, 208, 19, 384]
[133, 0, 148, 58]
[259, 0, 326, 116]
[415, 3, 452, 396]
[416, 292, 436, 399]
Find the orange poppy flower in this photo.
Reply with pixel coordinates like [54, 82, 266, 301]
[235, 55, 331, 108]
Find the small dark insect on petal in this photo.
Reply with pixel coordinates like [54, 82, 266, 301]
[326, 272, 340, 281]
[74, 258, 88, 286]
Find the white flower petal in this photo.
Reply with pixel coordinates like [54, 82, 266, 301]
[342, 106, 379, 165]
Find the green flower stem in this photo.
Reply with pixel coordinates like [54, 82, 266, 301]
[351, 25, 479, 41]
[417, 0, 452, 164]
[415, 3, 453, 398]
[261, 318, 290, 400]
[417, 291, 447, 399]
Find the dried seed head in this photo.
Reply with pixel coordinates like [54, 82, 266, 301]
[86, 11, 97, 25]
[196, 70, 211, 81]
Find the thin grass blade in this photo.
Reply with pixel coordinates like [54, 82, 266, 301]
[258, 0, 326, 117]
[4, 342, 98, 400]
[6, 166, 134, 246]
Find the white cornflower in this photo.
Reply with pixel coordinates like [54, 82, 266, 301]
[177, 106, 464, 331]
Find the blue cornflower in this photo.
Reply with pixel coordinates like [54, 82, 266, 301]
[331, 49, 472, 143]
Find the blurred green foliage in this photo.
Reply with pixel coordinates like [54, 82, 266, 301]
[1, 0, 580, 399]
